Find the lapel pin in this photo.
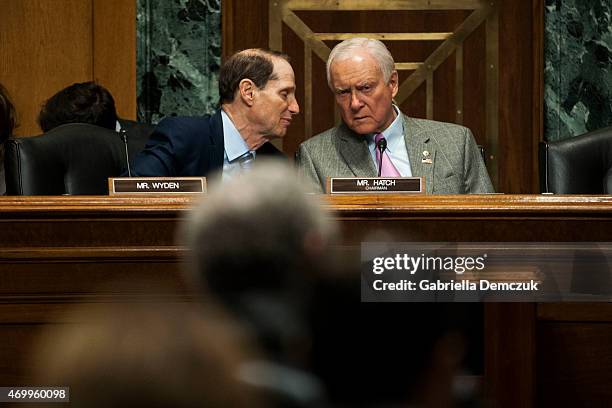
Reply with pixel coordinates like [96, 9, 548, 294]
[421, 150, 432, 164]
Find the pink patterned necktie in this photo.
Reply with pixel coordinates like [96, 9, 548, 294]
[374, 133, 401, 177]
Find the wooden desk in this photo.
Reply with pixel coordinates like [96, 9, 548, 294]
[1, 194, 612, 407]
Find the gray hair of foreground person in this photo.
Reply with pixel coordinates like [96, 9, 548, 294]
[184, 160, 338, 300]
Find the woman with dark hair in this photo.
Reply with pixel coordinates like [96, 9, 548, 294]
[0, 83, 16, 195]
[37, 81, 118, 132]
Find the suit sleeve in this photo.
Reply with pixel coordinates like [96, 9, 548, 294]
[128, 118, 194, 177]
[296, 143, 325, 193]
[462, 128, 495, 193]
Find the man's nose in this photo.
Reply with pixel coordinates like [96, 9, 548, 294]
[350, 90, 364, 111]
[289, 96, 300, 114]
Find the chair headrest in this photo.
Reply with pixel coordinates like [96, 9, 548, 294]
[541, 127, 612, 194]
[4, 123, 127, 195]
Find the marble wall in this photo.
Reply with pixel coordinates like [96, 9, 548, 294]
[545, 0, 612, 141]
[136, 0, 221, 124]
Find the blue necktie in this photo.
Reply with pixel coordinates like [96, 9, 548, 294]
[237, 151, 254, 170]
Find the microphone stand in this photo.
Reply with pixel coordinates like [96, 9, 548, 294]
[120, 129, 132, 177]
[376, 137, 387, 177]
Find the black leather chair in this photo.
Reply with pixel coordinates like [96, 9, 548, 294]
[4, 122, 153, 195]
[539, 127, 612, 194]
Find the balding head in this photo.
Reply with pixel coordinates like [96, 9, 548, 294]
[219, 49, 290, 104]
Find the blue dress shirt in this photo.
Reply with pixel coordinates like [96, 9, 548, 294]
[221, 110, 256, 181]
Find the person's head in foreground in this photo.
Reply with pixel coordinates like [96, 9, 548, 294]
[183, 160, 338, 406]
[184, 160, 337, 361]
[38, 81, 118, 132]
[220, 49, 300, 149]
[326, 37, 398, 135]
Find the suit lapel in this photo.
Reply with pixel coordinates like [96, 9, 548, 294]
[337, 124, 377, 177]
[404, 115, 435, 194]
[208, 110, 225, 171]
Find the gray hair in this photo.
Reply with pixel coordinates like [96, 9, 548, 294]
[326, 37, 396, 88]
[184, 159, 338, 297]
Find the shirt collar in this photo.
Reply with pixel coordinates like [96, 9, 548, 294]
[221, 110, 251, 161]
[367, 105, 404, 152]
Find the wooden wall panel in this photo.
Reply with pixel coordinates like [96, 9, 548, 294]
[463, 23, 487, 153]
[93, 0, 137, 120]
[0, 0, 93, 136]
[311, 54, 335, 136]
[222, 0, 269, 60]
[282, 24, 306, 155]
[537, 321, 612, 406]
[0, 0, 136, 136]
[498, 0, 539, 193]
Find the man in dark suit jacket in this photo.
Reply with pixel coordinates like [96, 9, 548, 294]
[130, 49, 300, 178]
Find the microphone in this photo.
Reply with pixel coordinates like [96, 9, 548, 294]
[120, 129, 132, 177]
[376, 136, 387, 177]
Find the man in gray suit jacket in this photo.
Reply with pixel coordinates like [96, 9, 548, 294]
[296, 38, 494, 194]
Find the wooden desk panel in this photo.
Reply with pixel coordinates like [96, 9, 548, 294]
[1, 195, 612, 406]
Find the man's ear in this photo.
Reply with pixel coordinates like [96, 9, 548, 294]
[389, 70, 399, 99]
[239, 79, 256, 106]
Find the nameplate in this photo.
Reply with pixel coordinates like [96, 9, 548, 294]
[327, 177, 424, 194]
[108, 177, 206, 195]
